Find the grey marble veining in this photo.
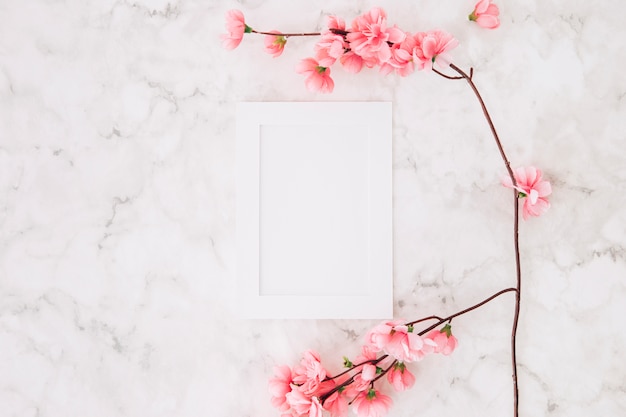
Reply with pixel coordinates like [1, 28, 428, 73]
[1, 1, 625, 416]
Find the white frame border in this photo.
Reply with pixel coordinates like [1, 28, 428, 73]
[236, 102, 392, 319]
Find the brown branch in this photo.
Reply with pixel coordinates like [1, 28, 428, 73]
[250, 29, 321, 37]
[415, 287, 518, 336]
[447, 63, 523, 417]
[433, 68, 464, 80]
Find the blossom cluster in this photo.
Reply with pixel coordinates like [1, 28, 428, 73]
[269, 321, 457, 417]
[221, 2, 501, 93]
[294, 8, 459, 93]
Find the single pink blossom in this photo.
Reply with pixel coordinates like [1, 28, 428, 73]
[361, 363, 378, 382]
[366, 320, 434, 362]
[324, 389, 349, 417]
[292, 350, 327, 396]
[379, 32, 416, 77]
[221, 9, 250, 50]
[386, 362, 416, 391]
[285, 388, 323, 417]
[296, 58, 335, 93]
[346, 7, 406, 65]
[327, 15, 346, 31]
[351, 389, 392, 417]
[502, 166, 552, 220]
[315, 31, 347, 67]
[469, 0, 500, 29]
[354, 345, 378, 364]
[264, 31, 287, 57]
[342, 371, 373, 401]
[339, 51, 364, 73]
[269, 365, 294, 411]
[424, 325, 458, 356]
[413, 30, 459, 71]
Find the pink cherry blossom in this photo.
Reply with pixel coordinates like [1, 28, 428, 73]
[339, 51, 364, 73]
[502, 166, 552, 220]
[221, 9, 249, 50]
[327, 15, 346, 31]
[296, 58, 335, 93]
[424, 325, 458, 356]
[269, 365, 294, 411]
[365, 320, 434, 362]
[386, 362, 416, 391]
[264, 31, 287, 57]
[292, 350, 327, 396]
[361, 363, 378, 382]
[315, 15, 349, 66]
[413, 30, 459, 71]
[354, 344, 378, 364]
[285, 388, 323, 417]
[346, 7, 406, 65]
[344, 373, 372, 399]
[315, 32, 347, 67]
[351, 389, 392, 417]
[379, 32, 417, 77]
[324, 389, 349, 417]
[469, 0, 500, 29]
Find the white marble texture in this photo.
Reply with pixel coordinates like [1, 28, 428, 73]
[0, 0, 625, 416]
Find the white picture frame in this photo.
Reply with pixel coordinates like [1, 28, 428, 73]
[236, 102, 392, 319]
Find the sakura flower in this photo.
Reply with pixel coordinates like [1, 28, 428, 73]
[264, 31, 287, 57]
[292, 350, 327, 396]
[324, 389, 349, 417]
[296, 58, 335, 93]
[285, 388, 323, 417]
[502, 166, 552, 220]
[269, 365, 293, 411]
[346, 7, 406, 65]
[221, 9, 250, 50]
[361, 363, 378, 382]
[424, 324, 458, 356]
[379, 32, 417, 77]
[366, 320, 434, 363]
[354, 344, 378, 364]
[327, 15, 346, 31]
[469, 0, 500, 29]
[386, 362, 416, 391]
[339, 51, 364, 73]
[413, 30, 459, 71]
[351, 389, 392, 417]
[315, 31, 347, 67]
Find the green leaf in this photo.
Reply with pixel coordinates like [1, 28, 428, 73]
[343, 356, 353, 368]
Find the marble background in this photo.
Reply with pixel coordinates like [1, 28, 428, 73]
[1, 0, 625, 416]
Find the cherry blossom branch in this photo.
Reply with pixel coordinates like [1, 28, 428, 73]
[438, 63, 522, 417]
[320, 287, 517, 404]
[228, 8, 554, 417]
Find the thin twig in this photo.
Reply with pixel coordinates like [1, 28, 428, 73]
[448, 63, 516, 186]
[433, 68, 463, 80]
[405, 315, 444, 326]
[447, 63, 523, 417]
[416, 288, 518, 336]
[251, 29, 321, 37]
